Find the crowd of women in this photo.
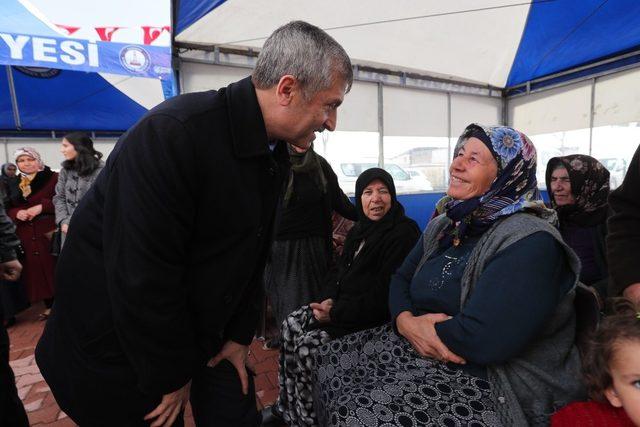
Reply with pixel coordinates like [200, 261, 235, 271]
[0, 133, 103, 326]
[262, 124, 640, 427]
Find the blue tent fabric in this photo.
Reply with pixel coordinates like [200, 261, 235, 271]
[0, 69, 16, 129]
[0, 67, 147, 131]
[507, 0, 640, 87]
[176, 0, 227, 34]
[0, 0, 170, 132]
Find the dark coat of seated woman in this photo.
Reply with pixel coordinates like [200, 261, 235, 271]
[313, 124, 586, 427]
[273, 168, 420, 427]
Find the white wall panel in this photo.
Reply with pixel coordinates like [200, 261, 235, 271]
[451, 94, 502, 136]
[384, 87, 448, 137]
[594, 68, 640, 127]
[180, 63, 251, 93]
[508, 80, 591, 135]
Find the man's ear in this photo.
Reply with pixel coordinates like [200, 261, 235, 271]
[275, 75, 298, 106]
[604, 386, 623, 408]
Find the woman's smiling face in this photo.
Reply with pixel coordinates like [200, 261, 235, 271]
[447, 137, 498, 200]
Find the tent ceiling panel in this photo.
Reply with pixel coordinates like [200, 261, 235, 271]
[451, 94, 503, 135]
[176, 0, 528, 88]
[507, 0, 640, 87]
[383, 86, 448, 137]
[593, 67, 640, 128]
[508, 80, 592, 135]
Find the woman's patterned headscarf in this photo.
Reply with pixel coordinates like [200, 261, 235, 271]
[545, 154, 610, 226]
[14, 147, 45, 172]
[437, 123, 554, 247]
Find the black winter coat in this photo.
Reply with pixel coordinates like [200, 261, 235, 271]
[321, 219, 420, 338]
[608, 144, 640, 295]
[35, 77, 289, 421]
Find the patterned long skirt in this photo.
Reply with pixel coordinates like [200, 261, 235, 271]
[276, 306, 333, 426]
[313, 324, 501, 427]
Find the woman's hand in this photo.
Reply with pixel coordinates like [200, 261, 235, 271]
[25, 204, 43, 219]
[16, 210, 29, 221]
[309, 298, 333, 323]
[61, 223, 69, 234]
[396, 311, 466, 364]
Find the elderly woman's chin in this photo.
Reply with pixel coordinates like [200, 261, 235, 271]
[447, 180, 476, 201]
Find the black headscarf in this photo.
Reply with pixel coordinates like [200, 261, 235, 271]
[545, 154, 610, 226]
[342, 168, 418, 260]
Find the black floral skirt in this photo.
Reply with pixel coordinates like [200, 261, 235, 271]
[313, 324, 501, 427]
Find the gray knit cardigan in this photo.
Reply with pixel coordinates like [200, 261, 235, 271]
[418, 213, 586, 426]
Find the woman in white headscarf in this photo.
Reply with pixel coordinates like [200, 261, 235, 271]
[6, 147, 58, 319]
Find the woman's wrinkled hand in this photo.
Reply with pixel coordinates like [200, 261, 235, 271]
[396, 311, 466, 364]
[25, 204, 43, 219]
[309, 298, 333, 323]
[16, 210, 29, 221]
[61, 223, 69, 234]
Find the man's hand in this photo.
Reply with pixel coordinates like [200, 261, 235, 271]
[0, 260, 21, 281]
[61, 223, 69, 234]
[207, 340, 250, 395]
[309, 298, 333, 323]
[143, 381, 190, 427]
[623, 283, 640, 306]
[396, 311, 466, 364]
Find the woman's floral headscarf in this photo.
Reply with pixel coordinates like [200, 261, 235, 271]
[545, 154, 610, 227]
[437, 123, 554, 247]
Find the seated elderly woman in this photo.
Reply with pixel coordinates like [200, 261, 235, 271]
[314, 124, 585, 427]
[273, 168, 420, 426]
[546, 155, 610, 297]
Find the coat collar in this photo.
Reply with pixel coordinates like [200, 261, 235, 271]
[225, 76, 273, 159]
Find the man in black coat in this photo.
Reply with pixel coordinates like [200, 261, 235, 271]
[0, 199, 27, 427]
[35, 21, 352, 427]
[607, 144, 640, 305]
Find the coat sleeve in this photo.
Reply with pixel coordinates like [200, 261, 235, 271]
[102, 114, 200, 396]
[330, 224, 420, 329]
[223, 273, 264, 345]
[324, 160, 356, 221]
[435, 232, 575, 365]
[53, 168, 69, 225]
[0, 199, 19, 262]
[607, 145, 640, 295]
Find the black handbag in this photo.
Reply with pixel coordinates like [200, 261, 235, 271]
[50, 228, 62, 256]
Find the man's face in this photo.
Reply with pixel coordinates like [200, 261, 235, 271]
[283, 77, 346, 150]
[550, 167, 575, 206]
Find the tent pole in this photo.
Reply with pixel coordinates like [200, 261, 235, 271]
[377, 82, 384, 168]
[589, 77, 596, 156]
[446, 92, 451, 188]
[5, 66, 21, 130]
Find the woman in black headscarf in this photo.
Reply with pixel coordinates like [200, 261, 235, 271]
[271, 168, 420, 427]
[546, 154, 610, 296]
